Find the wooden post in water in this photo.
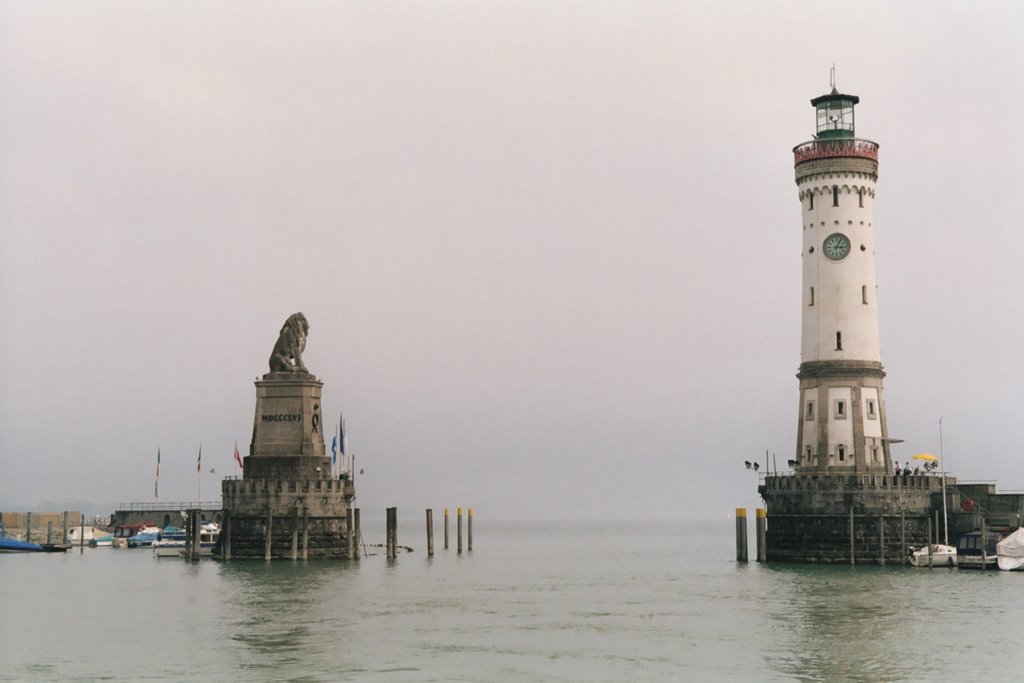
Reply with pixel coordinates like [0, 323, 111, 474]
[301, 507, 309, 561]
[290, 507, 299, 561]
[386, 507, 398, 560]
[426, 509, 434, 557]
[981, 517, 988, 567]
[223, 512, 232, 560]
[468, 508, 473, 552]
[191, 510, 202, 562]
[444, 508, 449, 550]
[62, 511, 69, 545]
[735, 508, 748, 563]
[879, 515, 885, 566]
[354, 508, 361, 561]
[900, 511, 906, 565]
[80, 513, 85, 554]
[346, 508, 354, 559]
[849, 508, 855, 566]
[457, 507, 463, 555]
[26, 512, 32, 544]
[755, 508, 766, 563]
[264, 508, 273, 561]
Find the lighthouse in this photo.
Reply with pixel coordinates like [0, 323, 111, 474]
[793, 85, 891, 475]
[759, 82, 950, 564]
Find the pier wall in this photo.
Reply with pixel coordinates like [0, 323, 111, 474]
[760, 474, 938, 563]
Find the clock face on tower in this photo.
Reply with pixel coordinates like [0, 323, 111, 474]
[823, 233, 851, 261]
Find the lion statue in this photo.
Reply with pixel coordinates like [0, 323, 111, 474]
[268, 312, 310, 373]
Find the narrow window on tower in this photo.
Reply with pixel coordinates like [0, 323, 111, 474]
[835, 331, 843, 350]
[867, 399, 877, 419]
[872, 447, 880, 462]
[835, 400, 846, 419]
[862, 285, 868, 304]
[806, 401, 815, 421]
[805, 446, 812, 462]
[809, 287, 815, 306]
[838, 445, 846, 462]
[858, 188, 865, 207]
[832, 185, 839, 206]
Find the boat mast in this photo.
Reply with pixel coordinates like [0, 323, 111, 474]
[940, 417, 949, 545]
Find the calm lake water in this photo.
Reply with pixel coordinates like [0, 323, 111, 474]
[2, 519, 1022, 681]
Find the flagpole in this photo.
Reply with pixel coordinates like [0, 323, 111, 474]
[155, 448, 161, 504]
[197, 444, 202, 502]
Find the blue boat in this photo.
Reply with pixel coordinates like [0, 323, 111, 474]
[127, 531, 160, 548]
[0, 538, 46, 553]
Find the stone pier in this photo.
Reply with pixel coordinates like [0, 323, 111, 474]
[219, 314, 355, 559]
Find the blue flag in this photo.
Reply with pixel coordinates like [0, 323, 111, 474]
[331, 435, 337, 465]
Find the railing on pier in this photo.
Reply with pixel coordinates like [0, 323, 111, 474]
[793, 138, 879, 164]
[115, 501, 222, 512]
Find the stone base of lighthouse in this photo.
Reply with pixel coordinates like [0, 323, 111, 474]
[218, 373, 355, 560]
[759, 474, 953, 564]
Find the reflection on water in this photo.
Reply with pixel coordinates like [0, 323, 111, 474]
[2, 520, 1022, 682]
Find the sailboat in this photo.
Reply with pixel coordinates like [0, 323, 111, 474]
[909, 420, 957, 567]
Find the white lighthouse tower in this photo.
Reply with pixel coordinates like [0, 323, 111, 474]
[793, 83, 891, 474]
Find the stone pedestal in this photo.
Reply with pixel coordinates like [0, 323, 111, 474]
[220, 373, 355, 559]
[759, 473, 942, 564]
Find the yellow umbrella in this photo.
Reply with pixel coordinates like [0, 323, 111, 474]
[912, 453, 938, 462]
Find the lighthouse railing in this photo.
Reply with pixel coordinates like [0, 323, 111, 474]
[793, 138, 879, 164]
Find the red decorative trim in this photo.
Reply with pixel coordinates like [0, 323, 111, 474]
[793, 139, 879, 165]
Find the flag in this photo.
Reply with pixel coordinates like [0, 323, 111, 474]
[234, 442, 243, 468]
[197, 445, 202, 472]
[331, 435, 337, 465]
[339, 413, 347, 456]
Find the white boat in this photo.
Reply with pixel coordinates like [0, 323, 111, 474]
[996, 527, 1024, 571]
[909, 544, 957, 567]
[153, 527, 187, 557]
[153, 522, 220, 558]
[67, 526, 105, 545]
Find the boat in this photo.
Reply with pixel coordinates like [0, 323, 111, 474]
[112, 522, 157, 548]
[909, 544, 957, 567]
[153, 522, 220, 558]
[126, 526, 162, 548]
[908, 440, 956, 569]
[153, 526, 187, 557]
[957, 530, 1004, 569]
[89, 535, 114, 548]
[0, 538, 45, 553]
[996, 527, 1024, 571]
[66, 526, 97, 545]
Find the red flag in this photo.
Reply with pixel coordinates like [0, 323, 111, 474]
[234, 442, 243, 468]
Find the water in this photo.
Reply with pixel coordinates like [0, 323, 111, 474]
[2, 519, 1022, 681]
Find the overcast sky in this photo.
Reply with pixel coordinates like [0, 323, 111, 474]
[2, 1, 1022, 519]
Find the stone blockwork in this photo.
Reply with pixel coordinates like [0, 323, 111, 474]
[759, 474, 942, 563]
[221, 372, 355, 560]
[794, 157, 878, 184]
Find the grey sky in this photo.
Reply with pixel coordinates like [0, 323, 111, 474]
[2, 1, 1022, 518]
